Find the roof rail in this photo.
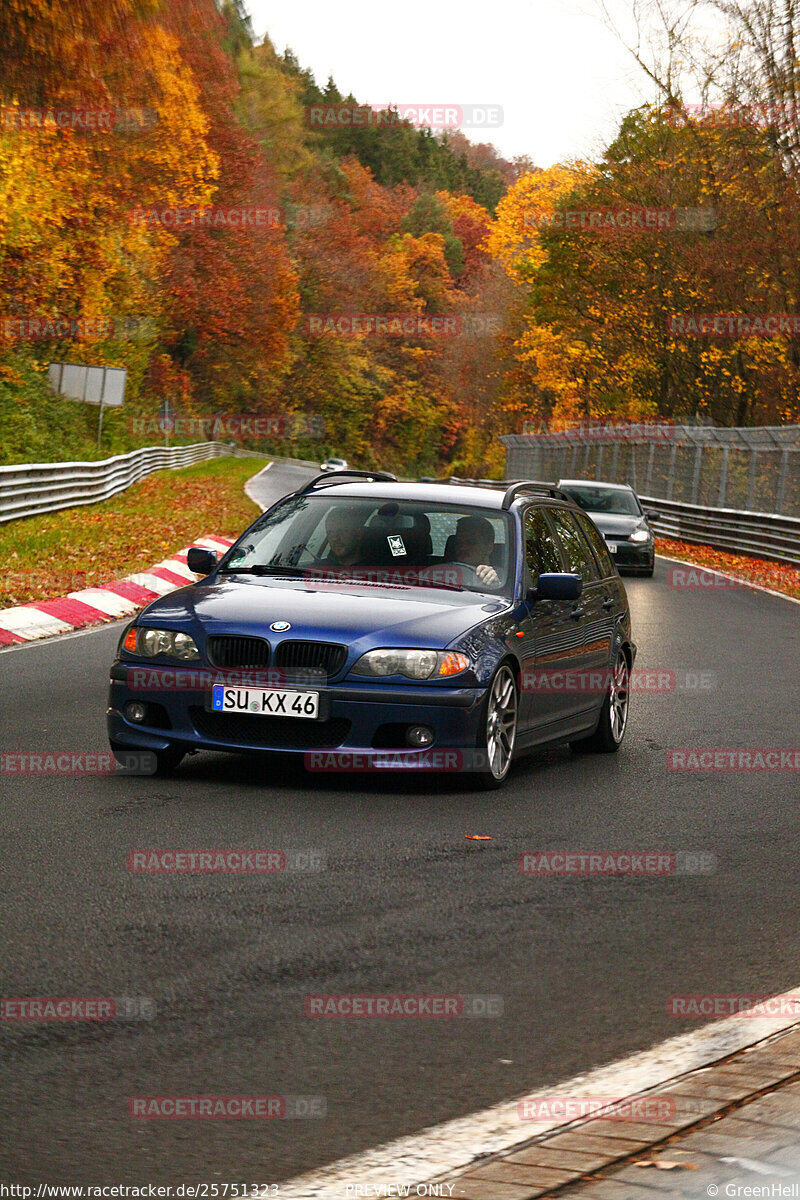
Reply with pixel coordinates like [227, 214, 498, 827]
[501, 480, 573, 509]
[298, 468, 398, 495]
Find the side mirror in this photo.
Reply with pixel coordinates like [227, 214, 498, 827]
[530, 572, 583, 602]
[187, 547, 218, 575]
[644, 509, 661, 521]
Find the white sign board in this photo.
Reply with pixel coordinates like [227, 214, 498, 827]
[48, 362, 126, 407]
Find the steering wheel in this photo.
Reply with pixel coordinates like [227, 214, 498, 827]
[443, 560, 482, 585]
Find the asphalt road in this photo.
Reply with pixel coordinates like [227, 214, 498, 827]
[2, 460, 800, 1185]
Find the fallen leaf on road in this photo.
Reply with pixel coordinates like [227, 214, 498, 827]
[465, 835, 492, 840]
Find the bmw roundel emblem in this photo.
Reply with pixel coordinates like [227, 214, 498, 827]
[270, 620, 291, 632]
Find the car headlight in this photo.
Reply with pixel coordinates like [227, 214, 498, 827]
[122, 626, 200, 661]
[352, 649, 469, 680]
[629, 526, 652, 543]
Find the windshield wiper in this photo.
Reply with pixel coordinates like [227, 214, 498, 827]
[218, 564, 306, 576]
[406, 577, 465, 592]
[303, 570, 467, 592]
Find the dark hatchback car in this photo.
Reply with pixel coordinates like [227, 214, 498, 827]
[107, 472, 636, 788]
[558, 479, 659, 576]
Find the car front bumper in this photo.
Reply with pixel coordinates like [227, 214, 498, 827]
[609, 540, 654, 571]
[107, 665, 487, 767]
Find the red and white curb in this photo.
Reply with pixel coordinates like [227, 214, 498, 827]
[0, 535, 234, 647]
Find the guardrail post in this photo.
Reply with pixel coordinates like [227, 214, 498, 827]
[596, 445, 604, 480]
[667, 443, 677, 500]
[718, 446, 729, 507]
[775, 448, 789, 514]
[611, 441, 620, 482]
[646, 443, 655, 495]
[747, 450, 759, 509]
[691, 446, 703, 504]
[628, 444, 638, 492]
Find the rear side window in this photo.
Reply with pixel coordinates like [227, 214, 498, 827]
[572, 510, 615, 577]
[549, 508, 601, 582]
[524, 507, 561, 585]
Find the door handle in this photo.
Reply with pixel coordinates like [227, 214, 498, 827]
[569, 605, 584, 620]
[602, 597, 614, 610]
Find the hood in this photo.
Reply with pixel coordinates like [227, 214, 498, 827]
[584, 511, 646, 537]
[137, 575, 510, 654]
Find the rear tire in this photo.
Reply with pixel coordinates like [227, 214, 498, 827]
[569, 650, 630, 754]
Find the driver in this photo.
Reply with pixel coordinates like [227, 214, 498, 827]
[452, 516, 500, 587]
[324, 507, 365, 566]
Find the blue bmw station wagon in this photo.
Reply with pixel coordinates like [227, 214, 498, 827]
[107, 471, 636, 788]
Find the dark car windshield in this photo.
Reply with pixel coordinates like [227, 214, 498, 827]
[560, 485, 642, 517]
[221, 495, 515, 594]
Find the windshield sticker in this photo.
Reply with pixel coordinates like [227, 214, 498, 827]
[387, 535, 406, 557]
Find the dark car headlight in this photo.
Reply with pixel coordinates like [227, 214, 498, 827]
[352, 648, 469, 680]
[629, 524, 653, 544]
[121, 626, 200, 661]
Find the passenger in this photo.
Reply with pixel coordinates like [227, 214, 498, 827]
[452, 516, 500, 587]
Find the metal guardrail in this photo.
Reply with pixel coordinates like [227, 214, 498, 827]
[422, 476, 800, 566]
[0, 442, 236, 524]
[639, 495, 800, 566]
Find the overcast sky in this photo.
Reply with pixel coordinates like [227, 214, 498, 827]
[244, 0, 663, 166]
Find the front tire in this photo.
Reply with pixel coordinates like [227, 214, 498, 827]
[473, 664, 518, 789]
[110, 740, 185, 775]
[569, 650, 630, 754]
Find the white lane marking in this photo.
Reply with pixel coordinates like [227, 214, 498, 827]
[0, 607, 73, 639]
[66, 589, 140, 617]
[274, 988, 800, 1198]
[656, 553, 800, 607]
[244, 461, 274, 512]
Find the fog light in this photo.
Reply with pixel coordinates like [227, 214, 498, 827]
[407, 725, 434, 747]
[126, 701, 147, 723]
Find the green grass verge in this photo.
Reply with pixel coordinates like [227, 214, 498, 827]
[2, 456, 267, 607]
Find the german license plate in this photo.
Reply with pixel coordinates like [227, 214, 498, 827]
[607, 542, 618, 554]
[211, 685, 319, 719]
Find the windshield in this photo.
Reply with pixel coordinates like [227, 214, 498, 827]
[221, 494, 515, 594]
[560, 485, 642, 517]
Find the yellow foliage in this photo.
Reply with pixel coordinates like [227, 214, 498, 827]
[483, 163, 592, 281]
